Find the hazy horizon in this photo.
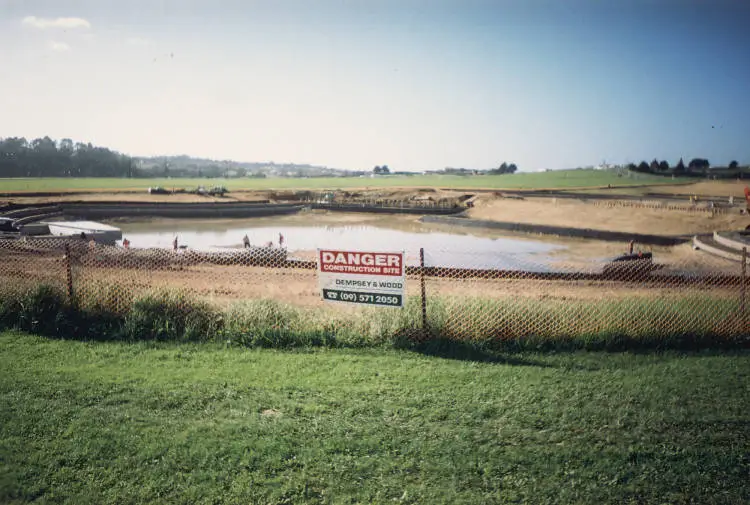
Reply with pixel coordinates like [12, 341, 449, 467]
[1, 0, 749, 172]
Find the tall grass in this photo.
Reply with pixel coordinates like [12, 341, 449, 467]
[429, 295, 746, 350]
[0, 284, 745, 351]
[123, 289, 221, 342]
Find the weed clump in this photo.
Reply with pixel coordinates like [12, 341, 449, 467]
[123, 289, 221, 342]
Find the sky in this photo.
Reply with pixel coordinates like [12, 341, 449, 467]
[1, 0, 749, 172]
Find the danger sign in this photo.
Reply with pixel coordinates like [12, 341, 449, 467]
[317, 249, 405, 307]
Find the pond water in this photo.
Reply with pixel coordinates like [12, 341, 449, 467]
[114, 214, 567, 271]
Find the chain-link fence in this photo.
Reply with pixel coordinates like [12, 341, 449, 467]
[0, 237, 747, 343]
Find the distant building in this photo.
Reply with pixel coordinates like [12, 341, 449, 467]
[595, 163, 617, 171]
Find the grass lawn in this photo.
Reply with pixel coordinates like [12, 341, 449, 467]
[0, 170, 690, 193]
[1, 332, 748, 504]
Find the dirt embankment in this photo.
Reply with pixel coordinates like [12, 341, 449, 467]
[466, 195, 747, 236]
[1, 191, 273, 205]
[647, 180, 750, 198]
[1, 187, 468, 205]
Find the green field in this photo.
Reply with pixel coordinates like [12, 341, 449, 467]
[1, 332, 748, 504]
[0, 170, 690, 193]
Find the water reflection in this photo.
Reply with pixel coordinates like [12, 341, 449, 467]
[118, 220, 565, 271]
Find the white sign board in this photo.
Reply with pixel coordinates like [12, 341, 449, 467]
[317, 249, 406, 308]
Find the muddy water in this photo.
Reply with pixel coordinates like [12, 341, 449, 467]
[113, 212, 567, 270]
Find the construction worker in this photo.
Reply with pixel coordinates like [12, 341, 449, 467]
[122, 238, 130, 250]
[173, 236, 178, 252]
[243, 234, 251, 249]
[279, 233, 285, 248]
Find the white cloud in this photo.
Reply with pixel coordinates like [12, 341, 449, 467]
[49, 41, 71, 52]
[126, 36, 151, 46]
[22, 16, 91, 30]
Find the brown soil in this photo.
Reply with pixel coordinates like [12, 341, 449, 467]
[60, 262, 746, 310]
[651, 180, 749, 198]
[466, 196, 747, 235]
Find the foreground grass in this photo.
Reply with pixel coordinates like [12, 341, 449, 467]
[1, 332, 748, 504]
[0, 170, 688, 193]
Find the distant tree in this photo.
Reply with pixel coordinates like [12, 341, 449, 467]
[637, 161, 650, 173]
[626, 163, 638, 172]
[674, 158, 686, 174]
[658, 160, 670, 172]
[59, 138, 74, 154]
[381, 165, 390, 174]
[729, 160, 739, 169]
[688, 158, 710, 171]
[650, 159, 660, 172]
[487, 162, 517, 175]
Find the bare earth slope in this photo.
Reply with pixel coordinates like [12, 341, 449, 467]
[467, 196, 746, 235]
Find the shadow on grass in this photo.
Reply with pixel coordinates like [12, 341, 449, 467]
[392, 335, 560, 368]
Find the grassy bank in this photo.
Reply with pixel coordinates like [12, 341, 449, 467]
[0, 332, 748, 504]
[0, 285, 746, 352]
[0, 170, 688, 193]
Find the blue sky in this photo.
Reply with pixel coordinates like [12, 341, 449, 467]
[1, 0, 748, 171]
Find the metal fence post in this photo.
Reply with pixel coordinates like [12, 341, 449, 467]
[64, 243, 75, 304]
[420, 247, 428, 337]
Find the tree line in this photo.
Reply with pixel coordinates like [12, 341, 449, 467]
[0, 137, 136, 177]
[438, 162, 519, 175]
[488, 162, 518, 175]
[627, 157, 742, 176]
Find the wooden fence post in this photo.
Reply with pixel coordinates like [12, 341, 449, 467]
[420, 247, 428, 337]
[742, 247, 747, 332]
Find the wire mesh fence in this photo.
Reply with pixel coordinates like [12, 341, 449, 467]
[0, 237, 747, 344]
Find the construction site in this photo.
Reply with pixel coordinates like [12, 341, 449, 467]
[0, 179, 748, 342]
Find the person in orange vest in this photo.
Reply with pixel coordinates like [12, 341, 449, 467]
[122, 238, 130, 250]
